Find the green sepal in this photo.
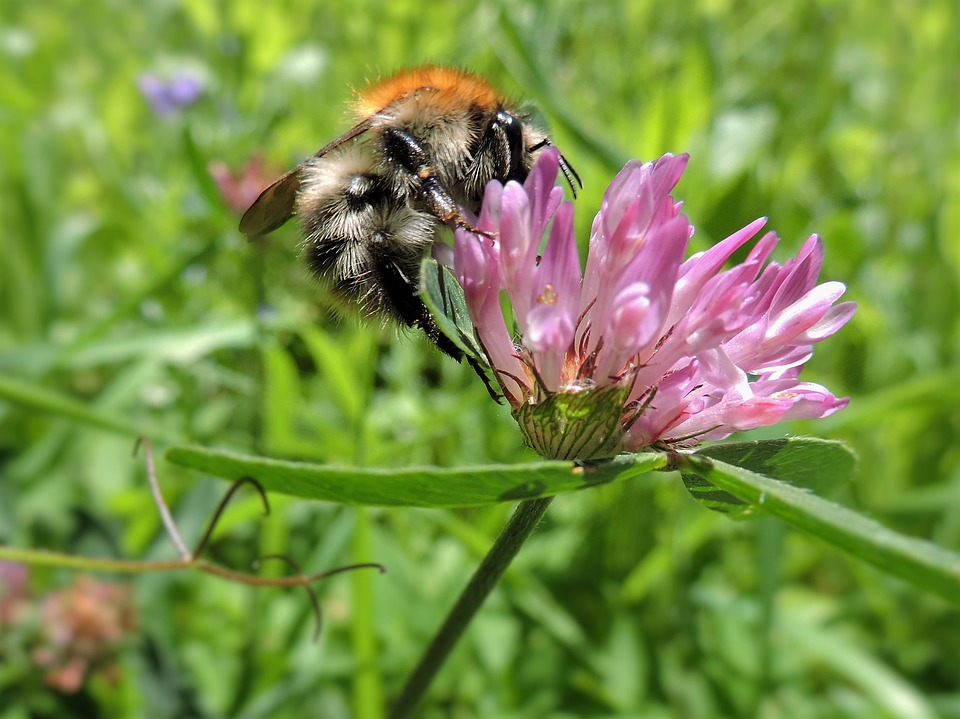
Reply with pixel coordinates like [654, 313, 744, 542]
[513, 383, 632, 460]
[419, 256, 492, 373]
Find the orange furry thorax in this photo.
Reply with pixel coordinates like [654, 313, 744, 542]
[353, 66, 504, 117]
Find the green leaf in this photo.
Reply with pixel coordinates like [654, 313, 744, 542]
[0, 373, 175, 442]
[181, 124, 223, 210]
[419, 257, 490, 370]
[164, 445, 668, 508]
[63, 321, 257, 369]
[684, 437, 856, 518]
[678, 450, 960, 605]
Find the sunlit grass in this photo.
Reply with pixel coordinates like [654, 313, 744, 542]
[0, 1, 957, 717]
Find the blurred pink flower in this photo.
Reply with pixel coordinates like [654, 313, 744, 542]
[454, 150, 856, 459]
[0, 561, 29, 624]
[208, 154, 280, 213]
[31, 575, 138, 693]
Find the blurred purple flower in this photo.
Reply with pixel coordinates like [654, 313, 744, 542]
[137, 71, 203, 117]
[454, 150, 856, 460]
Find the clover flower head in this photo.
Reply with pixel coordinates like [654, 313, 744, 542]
[454, 150, 856, 460]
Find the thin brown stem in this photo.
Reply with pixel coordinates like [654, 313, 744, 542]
[191, 476, 269, 560]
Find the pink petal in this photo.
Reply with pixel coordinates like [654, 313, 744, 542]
[534, 201, 581, 326]
[766, 281, 848, 342]
[524, 148, 563, 239]
[669, 219, 769, 325]
[799, 301, 858, 341]
[767, 236, 825, 314]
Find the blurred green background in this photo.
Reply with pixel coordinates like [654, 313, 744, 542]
[1, 1, 957, 717]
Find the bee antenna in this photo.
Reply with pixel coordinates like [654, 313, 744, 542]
[558, 151, 583, 197]
[532, 138, 582, 198]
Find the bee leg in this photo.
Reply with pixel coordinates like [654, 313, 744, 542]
[372, 251, 463, 357]
[381, 127, 497, 239]
[374, 252, 502, 401]
[446, 209, 498, 240]
[416, 176, 497, 240]
[467, 355, 503, 403]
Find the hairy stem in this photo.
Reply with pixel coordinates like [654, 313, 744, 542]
[388, 496, 554, 719]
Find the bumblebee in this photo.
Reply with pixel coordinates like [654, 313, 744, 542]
[241, 66, 579, 359]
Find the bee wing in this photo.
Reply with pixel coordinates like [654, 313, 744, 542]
[238, 118, 375, 237]
[239, 166, 303, 237]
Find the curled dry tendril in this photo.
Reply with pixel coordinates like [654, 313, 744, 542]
[133, 437, 386, 640]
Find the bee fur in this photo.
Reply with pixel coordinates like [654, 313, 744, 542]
[241, 66, 580, 367]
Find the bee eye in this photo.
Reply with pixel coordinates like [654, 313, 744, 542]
[493, 111, 526, 182]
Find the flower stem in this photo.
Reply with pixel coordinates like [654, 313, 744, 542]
[387, 496, 554, 719]
[353, 507, 383, 719]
